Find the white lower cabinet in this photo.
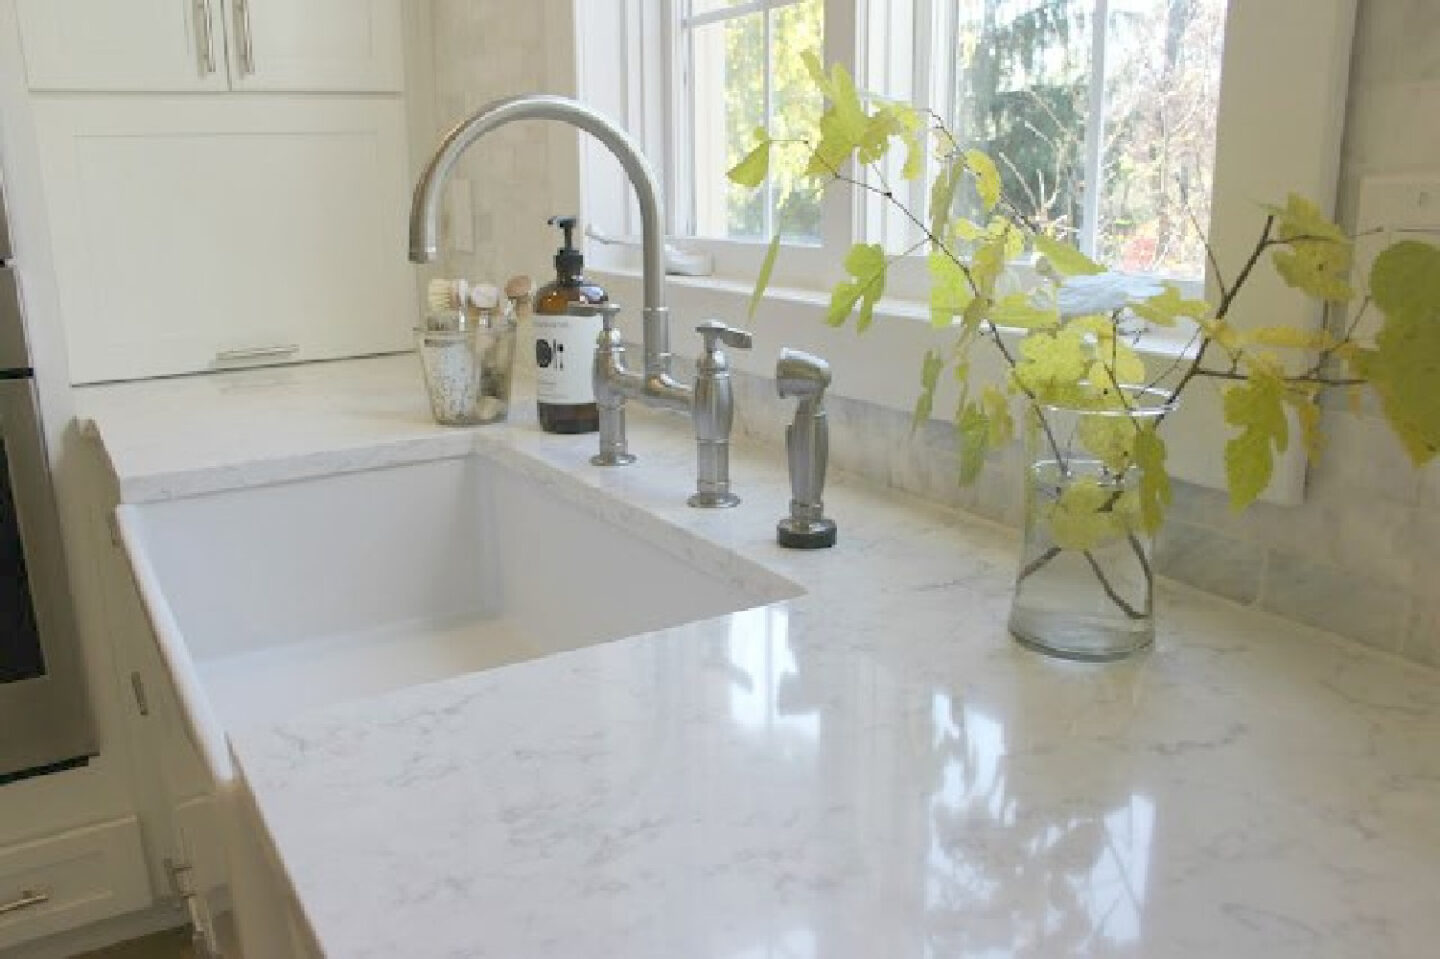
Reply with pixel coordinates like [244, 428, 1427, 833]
[0, 817, 153, 951]
[32, 95, 415, 384]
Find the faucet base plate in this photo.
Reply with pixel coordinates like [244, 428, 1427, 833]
[777, 517, 837, 549]
[688, 491, 740, 509]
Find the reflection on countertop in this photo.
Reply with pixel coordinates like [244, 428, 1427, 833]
[78, 355, 1440, 959]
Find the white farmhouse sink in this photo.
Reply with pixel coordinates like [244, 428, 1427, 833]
[117, 452, 800, 785]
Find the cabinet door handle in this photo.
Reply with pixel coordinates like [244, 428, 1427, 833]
[234, 0, 255, 75]
[215, 344, 299, 363]
[0, 889, 51, 917]
[191, 0, 215, 75]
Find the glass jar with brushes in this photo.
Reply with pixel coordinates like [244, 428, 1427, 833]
[416, 279, 517, 426]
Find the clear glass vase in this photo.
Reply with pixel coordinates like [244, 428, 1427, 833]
[1007, 387, 1175, 661]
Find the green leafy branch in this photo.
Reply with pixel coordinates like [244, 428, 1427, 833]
[728, 56, 1440, 617]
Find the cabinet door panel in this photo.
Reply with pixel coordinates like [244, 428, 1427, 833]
[228, 0, 404, 93]
[33, 98, 415, 384]
[16, 0, 226, 92]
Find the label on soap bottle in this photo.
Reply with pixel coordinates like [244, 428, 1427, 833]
[533, 312, 602, 404]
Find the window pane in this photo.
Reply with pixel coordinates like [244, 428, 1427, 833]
[948, 0, 1225, 279]
[692, 12, 766, 239]
[770, 0, 824, 241]
[1099, 0, 1225, 279]
[689, 0, 823, 242]
[954, 1, 1094, 241]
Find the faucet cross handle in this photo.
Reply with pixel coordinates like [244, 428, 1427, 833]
[688, 320, 751, 509]
[696, 319, 753, 354]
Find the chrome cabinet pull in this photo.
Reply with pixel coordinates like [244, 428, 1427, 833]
[234, 0, 255, 75]
[129, 671, 151, 717]
[191, 0, 215, 75]
[0, 889, 51, 917]
[215, 344, 299, 363]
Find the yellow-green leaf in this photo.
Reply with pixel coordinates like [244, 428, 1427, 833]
[1199, 317, 1244, 354]
[1285, 388, 1326, 460]
[1273, 246, 1355, 302]
[1269, 194, 1354, 302]
[956, 400, 989, 485]
[990, 292, 1059, 330]
[1362, 242, 1440, 464]
[964, 148, 1001, 213]
[961, 295, 993, 341]
[970, 231, 1010, 298]
[1012, 328, 1090, 402]
[826, 243, 887, 331]
[929, 160, 963, 247]
[1088, 342, 1146, 394]
[804, 59, 869, 177]
[1046, 478, 1122, 551]
[1247, 325, 1334, 349]
[911, 349, 944, 431]
[1078, 412, 1136, 472]
[1131, 284, 1210, 328]
[801, 51, 829, 93]
[981, 386, 1014, 448]
[1223, 372, 1289, 453]
[928, 250, 973, 329]
[1134, 426, 1171, 533]
[1225, 427, 1273, 512]
[726, 130, 771, 188]
[747, 233, 782, 322]
[1271, 193, 1347, 246]
[1222, 370, 1288, 510]
[1034, 234, 1104, 276]
[1370, 240, 1440, 321]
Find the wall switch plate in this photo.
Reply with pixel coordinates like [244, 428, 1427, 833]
[1351, 174, 1440, 340]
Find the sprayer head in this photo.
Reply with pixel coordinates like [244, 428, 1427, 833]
[776, 348, 832, 400]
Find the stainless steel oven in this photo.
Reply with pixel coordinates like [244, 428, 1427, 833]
[0, 182, 95, 782]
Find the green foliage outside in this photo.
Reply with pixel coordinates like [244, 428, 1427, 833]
[715, 0, 824, 240]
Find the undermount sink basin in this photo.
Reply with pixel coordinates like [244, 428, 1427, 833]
[117, 451, 800, 783]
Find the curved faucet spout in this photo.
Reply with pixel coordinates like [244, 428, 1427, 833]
[408, 94, 678, 388]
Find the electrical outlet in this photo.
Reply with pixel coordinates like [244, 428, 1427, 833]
[1350, 175, 1440, 340]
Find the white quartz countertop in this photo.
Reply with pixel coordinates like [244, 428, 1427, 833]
[78, 356, 1440, 958]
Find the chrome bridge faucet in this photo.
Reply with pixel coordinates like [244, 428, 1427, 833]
[408, 94, 749, 507]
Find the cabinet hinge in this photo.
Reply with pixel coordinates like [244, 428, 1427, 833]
[165, 858, 223, 958]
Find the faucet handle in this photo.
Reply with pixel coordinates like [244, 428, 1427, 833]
[696, 319, 753, 353]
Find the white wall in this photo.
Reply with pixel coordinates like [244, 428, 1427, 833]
[424, 0, 581, 291]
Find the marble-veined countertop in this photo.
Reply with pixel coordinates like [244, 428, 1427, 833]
[78, 355, 1440, 959]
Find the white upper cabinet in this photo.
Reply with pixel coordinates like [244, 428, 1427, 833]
[16, 0, 228, 93]
[17, 0, 403, 94]
[32, 97, 415, 383]
[227, 0, 403, 93]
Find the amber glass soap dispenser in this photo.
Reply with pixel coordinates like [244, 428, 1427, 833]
[532, 215, 606, 433]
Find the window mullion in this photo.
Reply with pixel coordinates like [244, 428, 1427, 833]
[821, 0, 857, 257]
[762, 0, 775, 238]
[1079, 0, 1109, 258]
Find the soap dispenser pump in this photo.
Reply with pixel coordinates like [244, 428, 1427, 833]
[533, 215, 607, 434]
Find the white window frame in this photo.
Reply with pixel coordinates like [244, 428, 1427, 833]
[575, 0, 1359, 505]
